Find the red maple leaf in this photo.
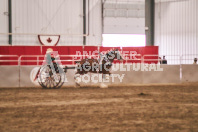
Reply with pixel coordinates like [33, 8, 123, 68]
[47, 37, 52, 43]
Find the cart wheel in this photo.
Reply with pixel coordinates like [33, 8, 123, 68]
[38, 65, 65, 89]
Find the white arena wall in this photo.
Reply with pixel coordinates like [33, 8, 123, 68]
[155, 0, 198, 64]
[0, 0, 102, 46]
[0, 66, 19, 87]
[0, 0, 198, 64]
[0, 64, 198, 88]
[0, 0, 146, 46]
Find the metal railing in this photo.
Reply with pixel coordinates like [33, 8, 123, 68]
[122, 54, 142, 63]
[0, 55, 19, 65]
[143, 55, 182, 65]
[181, 54, 198, 64]
[18, 54, 100, 66]
[0, 54, 198, 65]
[17, 54, 143, 66]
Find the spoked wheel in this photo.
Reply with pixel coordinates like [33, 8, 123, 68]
[38, 65, 65, 89]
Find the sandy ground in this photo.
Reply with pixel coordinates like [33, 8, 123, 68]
[0, 84, 198, 132]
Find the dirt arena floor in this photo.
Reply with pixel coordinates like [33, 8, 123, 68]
[0, 84, 198, 132]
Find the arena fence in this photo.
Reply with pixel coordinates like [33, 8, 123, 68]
[1, 54, 197, 65]
[0, 54, 198, 88]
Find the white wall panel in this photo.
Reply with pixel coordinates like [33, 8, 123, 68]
[0, 0, 103, 46]
[0, 0, 8, 45]
[103, 0, 145, 34]
[155, 0, 198, 64]
[104, 17, 145, 34]
[11, 0, 83, 45]
[86, 0, 102, 45]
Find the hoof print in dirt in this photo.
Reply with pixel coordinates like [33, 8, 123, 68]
[138, 93, 147, 96]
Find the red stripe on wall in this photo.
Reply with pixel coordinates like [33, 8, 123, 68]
[0, 46, 158, 65]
